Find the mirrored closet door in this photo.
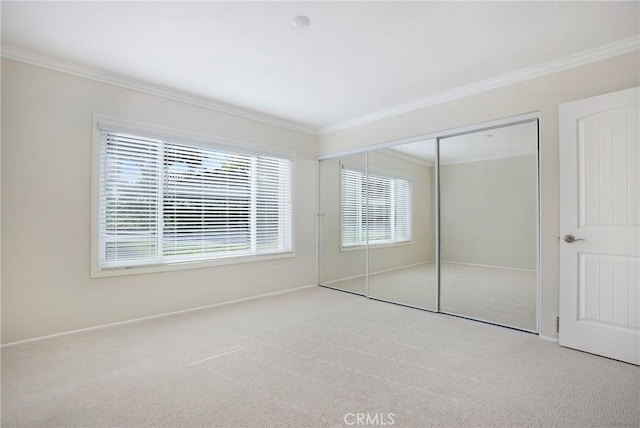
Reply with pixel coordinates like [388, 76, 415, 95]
[318, 153, 367, 295]
[439, 121, 538, 331]
[367, 140, 437, 310]
[317, 118, 539, 332]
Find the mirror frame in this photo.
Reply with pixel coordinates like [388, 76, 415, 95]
[316, 112, 540, 333]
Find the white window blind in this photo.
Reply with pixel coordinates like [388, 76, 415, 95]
[341, 166, 410, 247]
[99, 130, 292, 270]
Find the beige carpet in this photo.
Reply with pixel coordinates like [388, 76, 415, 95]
[323, 262, 536, 331]
[2, 286, 638, 427]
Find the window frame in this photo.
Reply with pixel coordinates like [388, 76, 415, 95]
[339, 162, 412, 251]
[91, 115, 296, 278]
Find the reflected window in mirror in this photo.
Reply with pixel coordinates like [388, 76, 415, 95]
[340, 163, 411, 248]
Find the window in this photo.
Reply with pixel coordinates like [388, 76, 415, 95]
[341, 165, 410, 248]
[95, 125, 293, 272]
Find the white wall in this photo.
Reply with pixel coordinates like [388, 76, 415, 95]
[1, 59, 317, 344]
[440, 154, 537, 270]
[318, 52, 640, 338]
[3, 52, 638, 343]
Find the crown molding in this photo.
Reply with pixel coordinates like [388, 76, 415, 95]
[318, 35, 640, 135]
[3, 36, 638, 138]
[0, 45, 318, 135]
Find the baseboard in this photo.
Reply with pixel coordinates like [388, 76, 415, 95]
[1, 284, 317, 348]
[539, 334, 559, 343]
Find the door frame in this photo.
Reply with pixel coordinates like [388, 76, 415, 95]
[316, 111, 542, 334]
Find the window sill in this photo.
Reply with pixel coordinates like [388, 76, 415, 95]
[91, 251, 296, 278]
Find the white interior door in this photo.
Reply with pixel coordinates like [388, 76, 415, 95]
[559, 87, 639, 365]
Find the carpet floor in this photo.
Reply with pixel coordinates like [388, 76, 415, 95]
[2, 286, 638, 427]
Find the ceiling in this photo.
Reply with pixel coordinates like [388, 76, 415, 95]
[2, 2, 639, 133]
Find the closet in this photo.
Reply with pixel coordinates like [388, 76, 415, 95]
[318, 117, 539, 332]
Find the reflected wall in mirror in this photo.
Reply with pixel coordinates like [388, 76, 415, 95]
[367, 140, 437, 310]
[318, 153, 367, 295]
[439, 121, 538, 331]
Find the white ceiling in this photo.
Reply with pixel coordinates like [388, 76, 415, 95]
[2, 2, 639, 133]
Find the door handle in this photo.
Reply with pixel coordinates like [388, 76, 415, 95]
[563, 234, 585, 243]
